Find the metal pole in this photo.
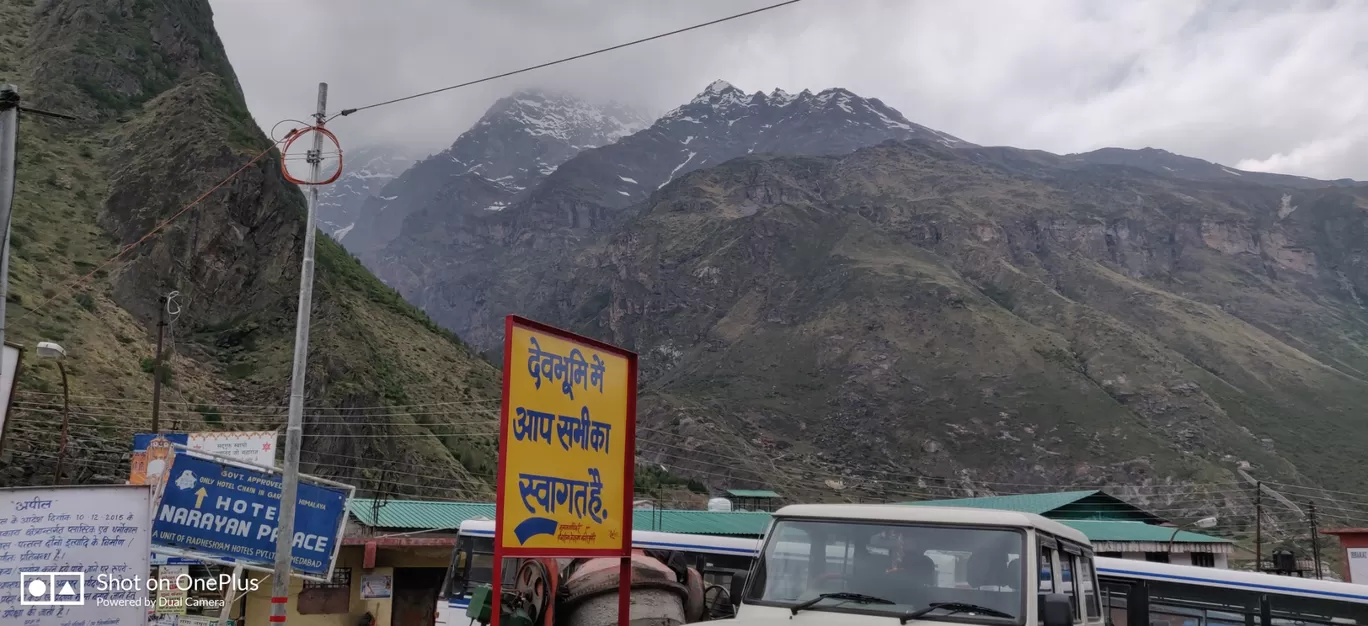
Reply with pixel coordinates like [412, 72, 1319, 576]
[52, 361, 68, 484]
[1310, 502, 1322, 580]
[0, 84, 20, 354]
[271, 82, 327, 625]
[217, 564, 243, 626]
[1167, 526, 1181, 555]
[151, 294, 166, 432]
[1255, 482, 1263, 573]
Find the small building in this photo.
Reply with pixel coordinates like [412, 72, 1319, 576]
[725, 489, 783, 512]
[1321, 528, 1368, 583]
[240, 498, 475, 626]
[902, 490, 1233, 568]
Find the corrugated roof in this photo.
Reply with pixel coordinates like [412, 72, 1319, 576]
[1061, 520, 1230, 544]
[349, 499, 772, 536]
[726, 489, 782, 499]
[350, 499, 494, 529]
[902, 491, 1101, 515]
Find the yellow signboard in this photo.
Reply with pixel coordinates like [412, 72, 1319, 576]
[494, 316, 636, 557]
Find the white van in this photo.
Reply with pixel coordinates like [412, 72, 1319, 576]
[726, 503, 1105, 626]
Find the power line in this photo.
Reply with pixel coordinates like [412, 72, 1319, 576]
[10, 395, 1367, 517]
[332, 0, 804, 119]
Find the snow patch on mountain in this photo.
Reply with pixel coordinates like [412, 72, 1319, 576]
[316, 145, 417, 239]
[656, 80, 965, 147]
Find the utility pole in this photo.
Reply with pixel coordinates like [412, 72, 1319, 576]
[150, 294, 167, 432]
[1255, 482, 1263, 573]
[51, 360, 68, 484]
[1309, 501, 1323, 580]
[271, 82, 327, 624]
[0, 85, 20, 354]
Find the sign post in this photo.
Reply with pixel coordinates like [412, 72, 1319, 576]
[148, 447, 353, 581]
[492, 315, 636, 626]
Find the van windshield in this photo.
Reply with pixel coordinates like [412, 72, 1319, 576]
[744, 519, 1026, 623]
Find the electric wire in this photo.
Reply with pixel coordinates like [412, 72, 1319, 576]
[330, 0, 804, 120]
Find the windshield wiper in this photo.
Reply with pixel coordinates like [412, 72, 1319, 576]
[790, 592, 896, 615]
[900, 602, 1016, 624]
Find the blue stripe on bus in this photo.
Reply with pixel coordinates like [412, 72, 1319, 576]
[1097, 566, 1368, 603]
[633, 540, 758, 556]
[460, 530, 758, 556]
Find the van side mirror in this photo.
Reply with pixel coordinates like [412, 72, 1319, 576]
[729, 572, 749, 609]
[1041, 594, 1073, 626]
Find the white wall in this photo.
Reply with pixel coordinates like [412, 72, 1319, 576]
[1114, 552, 1228, 569]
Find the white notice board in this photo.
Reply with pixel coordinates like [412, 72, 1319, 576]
[0, 343, 22, 453]
[187, 431, 277, 468]
[1349, 548, 1368, 584]
[0, 484, 153, 625]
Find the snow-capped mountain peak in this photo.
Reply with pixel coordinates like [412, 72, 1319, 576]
[480, 89, 650, 145]
[768, 88, 798, 105]
[692, 79, 739, 102]
[331, 89, 651, 262]
[657, 81, 970, 148]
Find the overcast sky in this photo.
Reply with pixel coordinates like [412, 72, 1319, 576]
[210, 0, 1368, 180]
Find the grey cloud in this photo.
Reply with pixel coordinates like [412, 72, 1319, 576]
[209, 0, 1368, 180]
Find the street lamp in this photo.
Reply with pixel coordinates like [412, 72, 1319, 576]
[1167, 516, 1218, 555]
[36, 341, 68, 485]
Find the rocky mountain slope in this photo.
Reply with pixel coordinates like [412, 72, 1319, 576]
[340, 90, 648, 265]
[317, 143, 416, 241]
[346, 78, 1368, 500]
[513, 139, 1368, 498]
[0, 0, 500, 496]
[371, 80, 962, 348]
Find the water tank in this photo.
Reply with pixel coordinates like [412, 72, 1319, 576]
[707, 498, 732, 512]
[1272, 548, 1297, 573]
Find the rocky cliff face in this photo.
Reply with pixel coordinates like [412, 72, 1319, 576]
[317, 144, 416, 241]
[0, 0, 500, 496]
[371, 80, 959, 351]
[505, 138, 1368, 499]
[341, 90, 648, 266]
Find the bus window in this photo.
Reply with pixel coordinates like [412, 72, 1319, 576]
[1100, 581, 1131, 626]
[469, 552, 493, 587]
[1079, 556, 1101, 620]
[1205, 610, 1245, 626]
[1151, 604, 1201, 626]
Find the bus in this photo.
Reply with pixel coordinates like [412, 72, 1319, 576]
[1096, 556, 1368, 626]
[435, 519, 762, 625]
[730, 503, 1107, 625]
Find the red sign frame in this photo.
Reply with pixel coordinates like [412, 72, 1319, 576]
[491, 315, 637, 625]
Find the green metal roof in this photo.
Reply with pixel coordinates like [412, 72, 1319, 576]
[902, 491, 1102, 515]
[350, 499, 494, 530]
[900, 491, 1164, 524]
[726, 489, 781, 499]
[1061, 520, 1230, 544]
[349, 499, 772, 537]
